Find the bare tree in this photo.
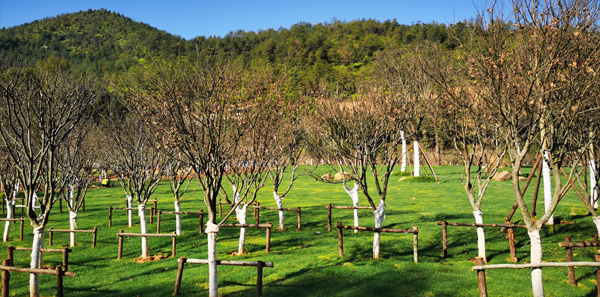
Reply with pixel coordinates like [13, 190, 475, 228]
[0, 58, 101, 296]
[105, 112, 165, 258]
[133, 57, 275, 296]
[164, 157, 193, 236]
[0, 142, 20, 242]
[315, 84, 412, 258]
[463, 1, 600, 295]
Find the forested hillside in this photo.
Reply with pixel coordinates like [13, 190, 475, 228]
[0, 9, 467, 95]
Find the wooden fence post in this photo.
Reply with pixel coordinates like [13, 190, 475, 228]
[62, 247, 69, 271]
[109, 206, 113, 228]
[327, 204, 332, 232]
[255, 202, 260, 225]
[56, 265, 63, 297]
[173, 257, 186, 296]
[150, 207, 154, 225]
[266, 223, 272, 253]
[172, 233, 177, 258]
[153, 199, 158, 216]
[6, 247, 13, 266]
[337, 222, 344, 257]
[218, 198, 222, 217]
[92, 227, 98, 248]
[507, 223, 517, 263]
[475, 257, 487, 297]
[199, 210, 204, 234]
[257, 260, 265, 297]
[565, 236, 576, 285]
[413, 226, 419, 264]
[2, 259, 9, 297]
[596, 254, 600, 297]
[157, 211, 162, 234]
[49, 229, 54, 246]
[297, 207, 301, 231]
[441, 220, 447, 257]
[118, 230, 124, 260]
[19, 220, 23, 241]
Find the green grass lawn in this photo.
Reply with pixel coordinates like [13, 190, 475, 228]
[2, 165, 599, 296]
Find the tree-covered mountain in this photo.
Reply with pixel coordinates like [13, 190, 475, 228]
[0, 9, 467, 95]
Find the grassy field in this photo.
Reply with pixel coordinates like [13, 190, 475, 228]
[2, 165, 599, 296]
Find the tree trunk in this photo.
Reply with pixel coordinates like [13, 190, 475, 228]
[3, 199, 14, 242]
[274, 192, 284, 231]
[206, 222, 219, 297]
[401, 131, 407, 172]
[69, 211, 77, 247]
[138, 204, 149, 257]
[413, 141, 420, 177]
[473, 210, 486, 262]
[236, 204, 247, 255]
[591, 160, 598, 209]
[174, 200, 182, 236]
[373, 200, 386, 259]
[528, 230, 544, 297]
[127, 195, 133, 228]
[29, 226, 45, 297]
[344, 183, 360, 233]
[542, 151, 553, 224]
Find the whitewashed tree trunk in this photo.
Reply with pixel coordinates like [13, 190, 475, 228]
[3, 199, 14, 242]
[373, 200, 386, 259]
[274, 192, 284, 231]
[206, 222, 219, 297]
[401, 131, 407, 172]
[542, 151, 553, 225]
[590, 160, 598, 209]
[593, 216, 600, 236]
[473, 210, 486, 262]
[174, 200, 182, 235]
[413, 141, 420, 177]
[29, 226, 45, 297]
[69, 211, 77, 247]
[343, 183, 360, 233]
[236, 204, 247, 255]
[528, 230, 544, 297]
[127, 195, 133, 228]
[138, 204, 149, 257]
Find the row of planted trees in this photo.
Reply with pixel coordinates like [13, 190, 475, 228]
[1, 1, 600, 296]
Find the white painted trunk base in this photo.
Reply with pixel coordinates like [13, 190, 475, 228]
[590, 160, 598, 209]
[542, 151, 553, 225]
[30, 226, 45, 297]
[413, 141, 420, 177]
[373, 200, 386, 259]
[127, 195, 133, 228]
[344, 183, 360, 233]
[206, 222, 219, 297]
[401, 131, 407, 172]
[274, 192, 284, 231]
[3, 200, 14, 242]
[473, 210, 486, 262]
[138, 205, 149, 257]
[528, 230, 544, 297]
[236, 204, 247, 255]
[174, 200, 182, 236]
[69, 211, 77, 247]
[593, 216, 600, 236]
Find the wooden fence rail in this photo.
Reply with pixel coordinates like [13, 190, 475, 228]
[472, 256, 600, 297]
[0, 218, 24, 241]
[48, 227, 98, 248]
[336, 222, 419, 263]
[325, 203, 372, 232]
[108, 206, 154, 227]
[7, 245, 72, 271]
[253, 202, 301, 231]
[156, 210, 204, 234]
[1, 259, 74, 297]
[116, 230, 177, 259]
[437, 220, 525, 262]
[173, 257, 274, 297]
[220, 223, 273, 253]
[559, 236, 600, 285]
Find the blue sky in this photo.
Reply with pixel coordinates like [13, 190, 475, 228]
[0, 0, 486, 40]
